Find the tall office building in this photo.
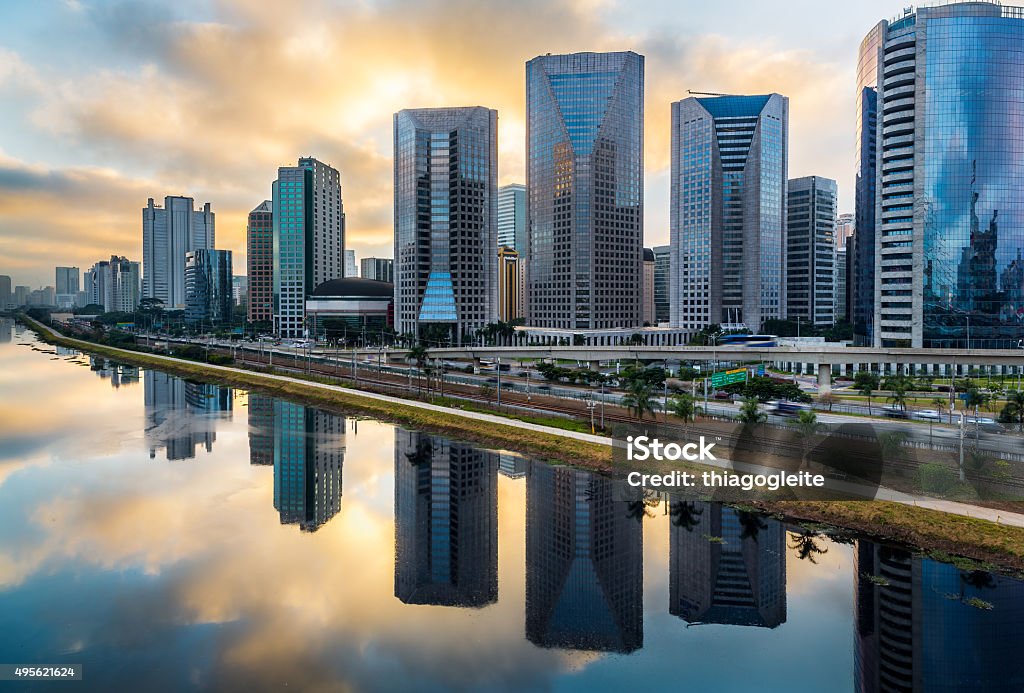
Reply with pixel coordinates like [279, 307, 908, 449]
[498, 246, 522, 322]
[85, 256, 140, 313]
[669, 499, 786, 628]
[0, 275, 11, 310]
[859, 2, 1024, 348]
[273, 401, 345, 531]
[497, 183, 527, 252]
[854, 540, 1024, 691]
[55, 266, 79, 308]
[836, 246, 848, 322]
[642, 248, 655, 325]
[653, 245, 671, 324]
[13, 286, 29, 308]
[393, 107, 498, 345]
[184, 249, 233, 324]
[786, 176, 837, 327]
[142, 196, 215, 309]
[670, 93, 789, 332]
[232, 275, 246, 306]
[344, 249, 358, 278]
[246, 200, 273, 325]
[394, 430, 497, 607]
[273, 157, 345, 338]
[360, 257, 394, 284]
[526, 51, 644, 330]
[525, 460, 643, 652]
[836, 213, 854, 250]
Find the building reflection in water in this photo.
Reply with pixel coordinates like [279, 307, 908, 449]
[668, 498, 786, 629]
[394, 429, 498, 607]
[525, 460, 643, 653]
[855, 540, 1024, 692]
[247, 394, 276, 466]
[144, 371, 231, 460]
[272, 401, 345, 532]
[89, 356, 140, 388]
[0, 318, 11, 343]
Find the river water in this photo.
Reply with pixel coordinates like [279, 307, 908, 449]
[1, 318, 1022, 691]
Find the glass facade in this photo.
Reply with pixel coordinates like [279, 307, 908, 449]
[854, 24, 882, 345]
[526, 51, 644, 330]
[670, 94, 788, 332]
[184, 248, 232, 324]
[393, 107, 498, 345]
[863, 2, 1024, 348]
[786, 176, 837, 326]
[246, 200, 273, 324]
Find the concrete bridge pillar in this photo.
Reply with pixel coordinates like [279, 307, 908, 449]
[818, 363, 831, 395]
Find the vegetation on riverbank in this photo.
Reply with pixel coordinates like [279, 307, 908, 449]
[20, 315, 1024, 572]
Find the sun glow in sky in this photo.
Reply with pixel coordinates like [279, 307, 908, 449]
[0, 0, 903, 287]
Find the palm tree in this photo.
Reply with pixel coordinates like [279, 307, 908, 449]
[854, 371, 880, 415]
[406, 343, 429, 394]
[670, 500, 704, 532]
[887, 384, 908, 411]
[622, 380, 657, 422]
[1001, 389, 1024, 431]
[669, 393, 699, 436]
[738, 396, 766, 425]
[789, 531, 829, 564]
[795, 409, 821, 467]
[738, 511, 768, 542]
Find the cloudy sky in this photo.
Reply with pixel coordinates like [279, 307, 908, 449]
[0, 0, 902, 288]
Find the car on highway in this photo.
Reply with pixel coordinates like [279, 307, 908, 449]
[916, 409, 942, 421]
[882, 405, 910, 419]
[770, 401, 809, 416]
[965, 416, 1003, 433]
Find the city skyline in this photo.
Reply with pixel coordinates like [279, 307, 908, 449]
[0, 0, 909, 287]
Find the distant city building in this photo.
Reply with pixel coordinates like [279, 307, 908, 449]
[0, 275, 11, 310]
[497, 183, 527, 253]
[642, 248, 655, 325]
[246, 200, 273, 325]
[786, 176, 837, 327]
[85, 256, 140, 313]
[27, 287, 55, 307]
[273, 400, 345, 532]
[305, 277, 394, 341]
[859, 2, 1024, 348]
[185, 249, 233, 324]
[669, 499, 786, 628]
[526, 51, 644, 330]
[142, 196, 215, 310]
[345, 249, 358, 278]
[498, 246, 522, 322]
[393, 107, 498, 345]
[273, 157, 346, 338]
[670, 93, 788, 333]
[835, 246, 848, 322]
[232, 275, 247, 306]
[836, 213, 854, 250]
[13, 285, 29, 307]
[360, 257, 394, 284]
[653, 245, 671, 324]
[526, 460, 642, 652]
[394, 430, 497, 607]
[55, 266, 79, 308]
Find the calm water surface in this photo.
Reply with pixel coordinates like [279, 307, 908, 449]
[1, 319, 1023, 692]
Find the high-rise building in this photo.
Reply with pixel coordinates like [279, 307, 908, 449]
[185, 249, 233, 324]
[642, 248, 655, 325]
[360, 257, 394, 284]
[836, 245, 848, 322]
[497, 183, 527, 253]
[55, 267, 79, 308]
[273, 401, 345, 532]
[394, 430, 497, 607]
[85, 256, 140, 313]
[669, 499, 786, 628]
[27, 287, 55, 307]
[860, 2, 1024, 348]
[525, 460, 643, 652]
[344, 249, 358, 278]
[670, 93, 788, 332]
[653, 245, 671, 324]
[393, 107, 498, 345]
[0, 275, 11, 310]
[836, 213, 854, 250]
[142, 196, 215, 310]
[246, 200, 273, 325]
[526, 51, 644, 330]
[786, 176, 837, 327]
[232, 275, 247, 306]
[273, 157, 345, 338]
[13, 286, 29, 308]
[498, 246, 521, 322]
[853, 20, 880, 346]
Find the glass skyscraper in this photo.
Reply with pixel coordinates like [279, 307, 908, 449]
[786, 176, 837, 326]
[525, 51, 644, 330]
[184, 248, 233, 324]
[393, 107, 498, 345]
[247, 200, 273, 325]
[670, 94, 788, 332]
[859, 1, 1024, 348]
[142, 196, 215, 310]
[653, 245, 671, 324]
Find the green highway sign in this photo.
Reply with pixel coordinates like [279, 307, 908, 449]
[711, 368, 748, 388]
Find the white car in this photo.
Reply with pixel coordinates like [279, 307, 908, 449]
[916, 409, 942, 421]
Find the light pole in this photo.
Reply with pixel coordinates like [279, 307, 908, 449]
[497, 357, 502, 408]
[586, 399, 597, 434]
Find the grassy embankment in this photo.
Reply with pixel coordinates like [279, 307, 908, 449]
[22, 317, 1024, 572]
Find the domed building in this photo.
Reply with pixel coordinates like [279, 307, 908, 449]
[305, 277, 393, 342]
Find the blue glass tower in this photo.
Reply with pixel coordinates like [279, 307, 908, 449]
[861, 2, 1024, 348]
[525, 51, 644, 330]
[393, 107, 498, 345]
